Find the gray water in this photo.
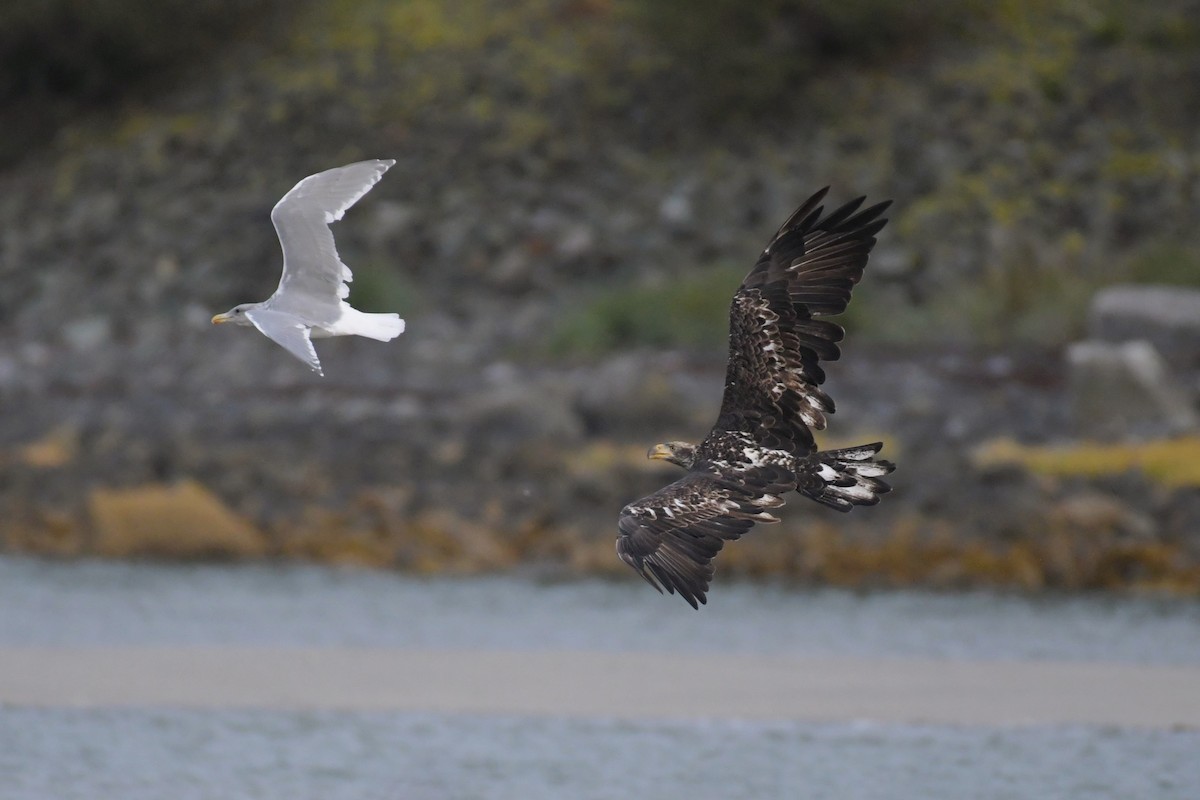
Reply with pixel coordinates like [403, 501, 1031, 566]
[2, 556, 1199, 800]
[4, 557, 1199, 661]
[4, 709, 1198, 800]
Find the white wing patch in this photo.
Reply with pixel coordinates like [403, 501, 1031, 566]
[852, 462, 892, 478]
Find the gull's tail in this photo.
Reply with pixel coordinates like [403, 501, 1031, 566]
[339, 309, 406, 341]
[804, 442, 894, 511]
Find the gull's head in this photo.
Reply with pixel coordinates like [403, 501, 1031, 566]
[648, 441, 697, 469]
[211, 304, 256, 326]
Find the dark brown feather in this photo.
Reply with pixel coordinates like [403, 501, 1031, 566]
[710, 190, 890, 454]
[617, 467, 792, 608]
[617, 190, 893, 608]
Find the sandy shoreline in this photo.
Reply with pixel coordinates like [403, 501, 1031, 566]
[2, 647, 1198, 727]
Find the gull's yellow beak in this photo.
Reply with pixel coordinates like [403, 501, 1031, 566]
[211, 312, 233, 325]
[647, 443, 673, 461]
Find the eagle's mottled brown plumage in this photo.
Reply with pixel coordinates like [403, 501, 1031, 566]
[618, 189, 896, 608]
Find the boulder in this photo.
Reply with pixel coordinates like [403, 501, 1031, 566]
[89, 480, 268, 559]
[1066, 340, 1198, 439]
[1088, 285, 1200, 371]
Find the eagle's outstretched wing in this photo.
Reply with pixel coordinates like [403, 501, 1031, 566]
[617, 465, 793, 609]
[618, 191, 894, 608]
[711, 189, 891, 455]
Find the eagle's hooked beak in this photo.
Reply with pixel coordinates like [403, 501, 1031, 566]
[647, 443, 674, 461]
[211, 312, 233, 325]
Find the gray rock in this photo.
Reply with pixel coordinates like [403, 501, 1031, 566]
[555, 222, 595, 260]
[572, 353, 712, 437]
[1067, 340, 1198, 438]
[1089, 285, 1200, 370]
[488, 247, 536, 290]
[366, 201, 418, 248]
[659, 180, 696, 228]
[457, 369, 585, 448]
[61, 316, 112, 353]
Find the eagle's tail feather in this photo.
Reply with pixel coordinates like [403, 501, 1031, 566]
[808, 442, 894, 511]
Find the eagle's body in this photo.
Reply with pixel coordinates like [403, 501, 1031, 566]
[617, 188, 895, 608]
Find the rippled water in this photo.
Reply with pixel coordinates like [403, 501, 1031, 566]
[3, 557, 1198, 661]
[2, 557, 1199, 800]
[4, 709, 1199, 800]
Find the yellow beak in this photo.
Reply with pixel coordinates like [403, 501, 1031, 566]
[211, 312, 232, 325]
[647, 443, 673, 461]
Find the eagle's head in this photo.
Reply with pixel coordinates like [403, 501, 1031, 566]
[648, 441, 697, 469]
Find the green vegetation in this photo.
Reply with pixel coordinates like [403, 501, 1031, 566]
[974, 436, 1200, 488]
[9, 0, 1197, 355]
[623, 0, 989, 119]
[538, 0, 1200, 354]
[549, 220, 1200, 359]
[281, 0, 1002, 147]
[1125, 241, 1200, 288]
[347, 260, 422, 318]
[283, 0, 641, 154]
[841, 230, 1103, 348]
[547, 265, 745, 357]
[841, 243, 1200, 350]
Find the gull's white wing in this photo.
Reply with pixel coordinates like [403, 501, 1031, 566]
[245, 308, 324, 375]
[266, 159, 395, 325]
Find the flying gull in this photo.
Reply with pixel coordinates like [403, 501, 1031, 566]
[617, 188, 895, 608]
[212, 159, 405, 375]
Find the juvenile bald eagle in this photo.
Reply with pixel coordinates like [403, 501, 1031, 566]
[617, 188, 895, 608]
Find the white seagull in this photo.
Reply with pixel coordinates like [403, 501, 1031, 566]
[212, 159, 405, 375]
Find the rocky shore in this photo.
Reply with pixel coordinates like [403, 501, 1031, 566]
[3, 330, 1198, 592]
[1, 0, 1198, 592]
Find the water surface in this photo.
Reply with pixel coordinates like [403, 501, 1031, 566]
[4, 709, 1198, 800]
[2, 557, 1197, 662]
[2, 557, 1198, 800]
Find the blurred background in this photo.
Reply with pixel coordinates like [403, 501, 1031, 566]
[3, 2, 1200, 798]
[1, 0, 1199, 590]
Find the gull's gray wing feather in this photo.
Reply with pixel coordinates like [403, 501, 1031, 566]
[245, 308, 323, 375]
[266, 159, 395, 325]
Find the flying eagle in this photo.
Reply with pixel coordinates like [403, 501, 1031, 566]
[617, 188, 895, 608]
